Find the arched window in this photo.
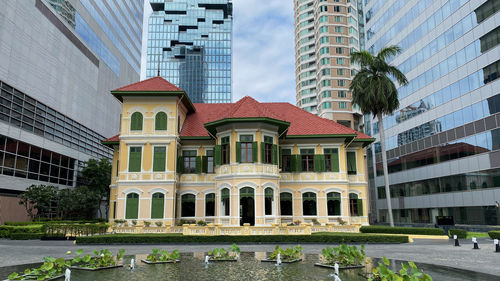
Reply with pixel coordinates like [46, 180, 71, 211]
[221, 188, 230, 216]
[125, 193, 139, 219]
[205, 193, 215, 217]
[280, 192, 293, 216]
[130, 112, 143, 131]
[264, 188, 274, 215]
[155, 112, 168, 131]
[181, 194, 196, 217]
[302, 192, 317, 216]
[327, 192, 341, 216]
[349, 193, 363, 216]
[151, 192, 165, 219]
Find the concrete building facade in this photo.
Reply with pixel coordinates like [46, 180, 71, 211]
[294, 0, 364, 130]
[364, 0, 500, 225]
[0, 0, 143, 223]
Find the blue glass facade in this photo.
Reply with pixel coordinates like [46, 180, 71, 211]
[365, 0, 500, 225]
[146, 0, 232, 103]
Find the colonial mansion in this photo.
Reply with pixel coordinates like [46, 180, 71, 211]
[104, 77, 374, 227]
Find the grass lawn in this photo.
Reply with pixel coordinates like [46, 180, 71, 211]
[466, 232, 489, 239]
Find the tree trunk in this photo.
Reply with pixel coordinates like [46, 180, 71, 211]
[377, 112, 394, 227]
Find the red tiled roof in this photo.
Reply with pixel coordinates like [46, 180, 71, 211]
[112, 76, 183, 92]
[104, 96, 373, 142]
[180, 96, 372, 139]
[103, 134, 120, 143]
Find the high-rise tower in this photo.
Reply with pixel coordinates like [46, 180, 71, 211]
[294, 0, 363, 130]
[365, 0, 500, 225]
[146, 0, 233, 103]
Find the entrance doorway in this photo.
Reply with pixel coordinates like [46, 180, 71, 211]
[240, 187, 255, 226]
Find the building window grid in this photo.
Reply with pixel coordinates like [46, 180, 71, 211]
[0, 81, 112, 160]
[0, 135, 75, 186]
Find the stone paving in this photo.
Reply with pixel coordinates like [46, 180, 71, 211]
[0, 238, 499, 276]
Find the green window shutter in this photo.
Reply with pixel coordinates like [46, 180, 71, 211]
[235, 142, 241, 162]
[331, 151, 339, 172]
[314, 155, 320, 172]
[272, 144, 278, 164]
[202, 156, 208, 173]
[177, 156, 183, 173]
[151, 193, 164, 219]
[214, 145, 222, 165]
[130, 112, 143, 131]
[252, 142, 258, 163]
[357, 199, 363, 216]
[290, 154, 296, 172]
[279, 148, 283, 168]
[128, 147, 141, 172]
[155, 112, 167, 130]
[295, 155, 302, 172]
[317, 154, 325, 172]
[195, 156, 201, 173]
[261, 142, 266, 163]
[125, 194, 139, 219]
[347, 152, 357, 174]
[153, 147, 166, 172]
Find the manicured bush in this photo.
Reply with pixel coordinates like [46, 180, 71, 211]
[76, 233, 409, 244]
[4, 219, 106, 226]
[44, 223, 109, 237]
[360, 226, 444, 235]
[10, 233, 44, 240]
[0, 225, 44, 238]
[488, 231, 500, 239]
[448, 229, 467, 239]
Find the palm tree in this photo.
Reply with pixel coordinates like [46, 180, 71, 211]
[350, 46, 408, 227]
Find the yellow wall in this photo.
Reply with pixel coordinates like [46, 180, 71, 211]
[108, 96, 371, 226]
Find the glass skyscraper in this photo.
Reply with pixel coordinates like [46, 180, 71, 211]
[364, 0, 500, 225]
[146, 0, 233, 103]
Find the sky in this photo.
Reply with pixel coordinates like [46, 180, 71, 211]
[141, 0, 296, 104]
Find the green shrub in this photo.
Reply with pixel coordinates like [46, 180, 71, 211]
[44, 223, 109, 237]
[448, 229, 467, 239]
[360, 226, 444, 235]
[4, 219, 106, 226]
[76, 233, 409, 244]
[488, 231, 500, 239]
[10, 233, 44, 240]
[0, 225, 44, 238]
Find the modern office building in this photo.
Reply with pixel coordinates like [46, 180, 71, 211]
[145, 0, 232, 103]
[294, 0, 364, 130]
[364, 0, 500, 225]
[0, 0, 143, 223]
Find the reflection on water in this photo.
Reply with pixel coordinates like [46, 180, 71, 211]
[0, 252, 498, 281]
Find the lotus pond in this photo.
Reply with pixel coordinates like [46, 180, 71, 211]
[0, 252, 497, 281]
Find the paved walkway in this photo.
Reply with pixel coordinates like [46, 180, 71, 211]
[0, 238, 499, 276]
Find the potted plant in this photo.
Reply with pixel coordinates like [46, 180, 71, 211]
[70, 249, 125, 271]
[142, 249, 180, 264]
[262, 245, 303, 263]
[114, 219, 126, 227]
[143, 221, 151, 227]
[155, 221, 163, 227]
[315, 244, 366, 269]
[130, 220, 137, 227]
[207, 243, 240, 261]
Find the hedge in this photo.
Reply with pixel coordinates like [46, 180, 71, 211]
[488, 231, 500, 239]
[0, 225, 44, 238]
[10, 233, 44, 240]
[448, 229, 467, 239]
[44, 223, 109, 237]
[360, 226, 445, 236]
[76, 233, 409, 244]
[4, 219, 106, 226]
